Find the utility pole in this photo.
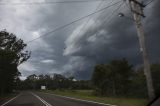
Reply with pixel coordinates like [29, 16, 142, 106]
[128, 0, 155, 101]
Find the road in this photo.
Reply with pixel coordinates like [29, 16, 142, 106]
[1, 91, 116, 106]
[151, 97, 160, 106]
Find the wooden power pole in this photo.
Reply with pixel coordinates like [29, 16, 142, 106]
[128, 0, 155, 101]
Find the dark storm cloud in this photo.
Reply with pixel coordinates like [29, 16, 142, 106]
[17, 0, 101, 79]
[144, 0, 160, 63]
[63, 0, 160, 79]
[0, 0, 159, 80]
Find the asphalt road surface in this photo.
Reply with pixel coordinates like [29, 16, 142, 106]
[1, 91, 116, 106]
[151, 97, 160, 106]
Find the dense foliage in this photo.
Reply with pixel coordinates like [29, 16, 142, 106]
[92, 59, 160, 98]
[0, 30, 30, 96]
[130, 64, 160, 97]
[92, 58, 133, 96]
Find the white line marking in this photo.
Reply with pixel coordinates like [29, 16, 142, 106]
[1, 94, 21, 106]
[31, 92, 52, 106]
[41, 92, 117, 106]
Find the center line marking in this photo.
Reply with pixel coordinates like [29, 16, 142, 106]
[31, 92, 52, 106]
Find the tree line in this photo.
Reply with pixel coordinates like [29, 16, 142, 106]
[18, 74, 92, 91]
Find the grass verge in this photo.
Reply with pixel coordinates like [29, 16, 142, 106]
[40, 90, 148, 106]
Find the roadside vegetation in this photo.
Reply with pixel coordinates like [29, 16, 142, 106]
[40, 89, 147, 106]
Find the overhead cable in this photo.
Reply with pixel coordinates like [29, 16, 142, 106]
[26, 0, 122, 44]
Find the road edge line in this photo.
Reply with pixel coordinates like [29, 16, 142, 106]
[1, 94, 21, 106]
[41, 92, 117, 106]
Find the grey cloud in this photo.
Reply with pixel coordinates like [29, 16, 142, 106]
[63, 0, 160, 79]
[1, 0, 159, 80]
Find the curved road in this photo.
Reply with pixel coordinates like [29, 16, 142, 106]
[1, 91, 116, 106]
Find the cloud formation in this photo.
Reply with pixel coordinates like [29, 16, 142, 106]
[0, 0, 159, 80]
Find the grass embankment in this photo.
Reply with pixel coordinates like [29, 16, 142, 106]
[40, 90, 148, 106]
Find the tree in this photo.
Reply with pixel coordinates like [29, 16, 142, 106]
[109, 58, 133, 95]
[129, 67, 148, 98]
[91, 58, 133, 96]
[151, 64, 160, 96]
[91, 64, 111, 96]
[0, 30, 30, 95]
[129, 63, 160, 98]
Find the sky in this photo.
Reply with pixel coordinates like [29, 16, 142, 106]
[0, 0, 159, 80]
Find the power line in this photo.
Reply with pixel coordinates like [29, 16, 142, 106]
[124, 0, 130, 10]
[94, 1, 124, 37]
[74, 1, 124, 49]
[102, 1, 124, 26]
[91, 0, 115, 27]
[69, 0, 118, 48]
[0, 0, 114, 5]
[75, 0, 107, 41]
[68, 0, 112, 48]
[26, 0, 122, 44]
[94, 0, 115, 22]
[145, 0, 156, 6]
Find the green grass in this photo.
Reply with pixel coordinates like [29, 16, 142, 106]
[40, 89, 148, 106]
